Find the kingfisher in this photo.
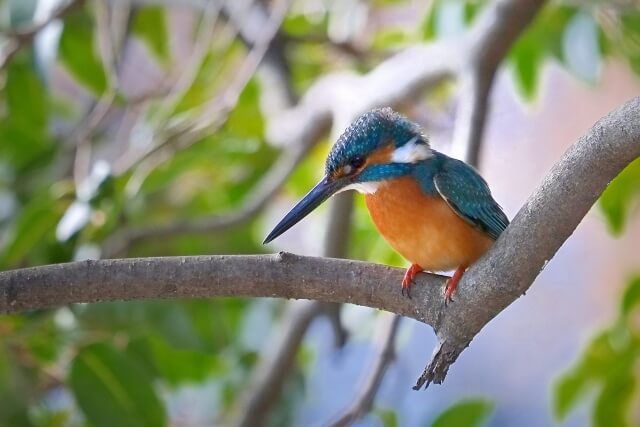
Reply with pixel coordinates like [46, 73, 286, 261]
[263, 108, 509, 301]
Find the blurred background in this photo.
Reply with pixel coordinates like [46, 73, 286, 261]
[1, 0, 640, 426]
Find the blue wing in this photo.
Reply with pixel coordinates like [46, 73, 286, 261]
[433, 158, 509, 240]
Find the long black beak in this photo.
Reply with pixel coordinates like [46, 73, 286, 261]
[263, 175, 343, 244]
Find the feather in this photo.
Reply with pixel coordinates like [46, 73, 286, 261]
[433, 157, 509, 240]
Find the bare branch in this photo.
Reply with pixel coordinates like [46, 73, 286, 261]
[0, 253, 441, 320]
[450, 71, 494, 166]
[102, 0, 296, 256]
[2, 97, 639, 389]
[328, 313, 401, 427]
[413, 95, 640, 389]
[450, 0, 547, 164]
[71, 0, 133, 185]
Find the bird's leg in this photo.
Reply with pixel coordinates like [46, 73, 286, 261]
[444, 265, 466, 304]
[401, 264, 423, 299]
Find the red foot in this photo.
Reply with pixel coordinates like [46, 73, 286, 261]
[402, 264, 423, 299]
[444, 266, 466, 305]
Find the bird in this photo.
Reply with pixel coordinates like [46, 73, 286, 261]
[263, 107, 509, 302]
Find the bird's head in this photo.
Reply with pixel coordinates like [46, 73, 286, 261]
[263, 107, 432, 244]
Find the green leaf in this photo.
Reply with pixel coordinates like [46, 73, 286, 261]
[621, 277, 640, 316]
[594, 373, 634, 427]
[372, 28, 411, 50]
[70, 343, 166, 427]
[0, 52, 53, 173]
[58, 11, 108, 94]
[171, 41, 243, 114]
[132, 6, 170, 65]
[431, 399, 494, 427]
[421, 2, 438, 40]
[282, 14, 326, 36]
[142, 335, 225, 386]
[374, 407, 398, 427]
[620, 12, 640, 76]
[226, 79, 264, 139]
[509, 33, 543, 100]
[599, 157, 640, 235]
[0, 192, 62, 269]
[552, 330, 624, 420]
[463, 1, 483, 25]
[507, 5, 577, 101]
[553, 369, 591, 420]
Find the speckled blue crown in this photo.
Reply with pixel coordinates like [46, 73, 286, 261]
[325, 108, 429, 176]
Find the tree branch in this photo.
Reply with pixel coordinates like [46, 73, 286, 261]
[0, 253, 441, 320]
[414, 96, 640, 389]
[266, 0, 546, 150]
[1, 97, 638, 388]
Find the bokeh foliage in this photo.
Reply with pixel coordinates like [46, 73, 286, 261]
[553, 277, 640, 426]
[0, 0, 638, 426]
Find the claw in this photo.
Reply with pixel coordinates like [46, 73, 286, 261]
[401, 264, 423, 299]
[443, 266, 466, 305]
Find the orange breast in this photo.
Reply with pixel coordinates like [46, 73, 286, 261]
[364, 177, 493, 271]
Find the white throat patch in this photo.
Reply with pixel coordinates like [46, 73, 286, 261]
[338, 182, 381, 195]
[391, 136, 432, 163]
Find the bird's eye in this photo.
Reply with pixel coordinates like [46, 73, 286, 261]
[350, 157, 365, 169]
[341, 157, 365, 176]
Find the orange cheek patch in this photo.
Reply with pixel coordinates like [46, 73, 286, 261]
[366, 143, 395, 165]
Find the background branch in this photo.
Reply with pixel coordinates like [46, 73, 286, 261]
[328, 313, 401, 427]
[266, 0, 546, 150]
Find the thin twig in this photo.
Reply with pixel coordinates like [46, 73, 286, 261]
[71, 0, 132, 186]
[113, 0, 291, 177]
[112, 1, 223, 174]
[104, 0, 295, 257]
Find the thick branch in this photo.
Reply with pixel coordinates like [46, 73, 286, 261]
[414, 96, 640, 389]
[0, 253, 443, 323]
[1, 97, 638, 389]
